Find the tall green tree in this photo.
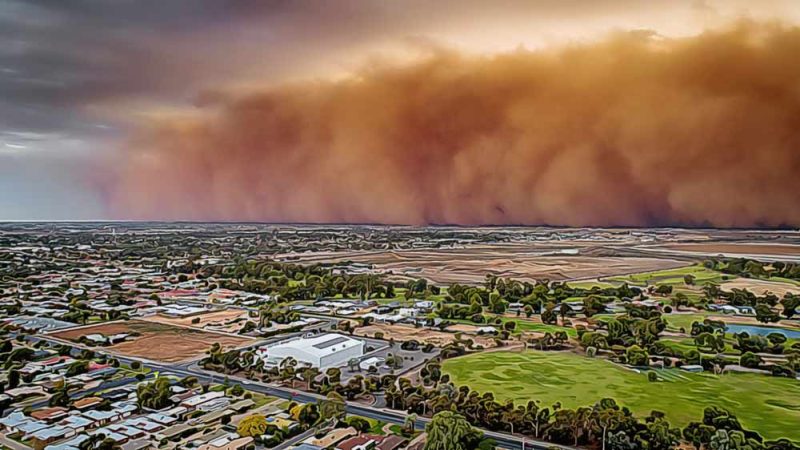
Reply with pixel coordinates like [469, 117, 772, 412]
[425, 411, 481, 450]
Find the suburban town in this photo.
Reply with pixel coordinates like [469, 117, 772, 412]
[3, 2, 800, 450]
[0, 223, 798, 450]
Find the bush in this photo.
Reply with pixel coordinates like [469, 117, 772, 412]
[586, 346, 597, 358]
[345, 416, 371, 432]
[740, 351, 762, 369]
[647, 371, 658, 382]
[130, 361, 141, 370]
[626, 345, 649, 367]
[229, 384, 244, 396]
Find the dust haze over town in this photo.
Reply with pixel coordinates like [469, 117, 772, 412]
[2, 1, 800, 450]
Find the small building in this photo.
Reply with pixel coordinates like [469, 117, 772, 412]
[73, 396, 103, 410]
[198, 434, 254, 450]
[121, 438, 153, 450]
[180, 391, 226, 411]
[30, 407, 69, 422]
[59, 414, 95, 433]
[44, 433, 90, 450]
[336, 435, 383, 450]
[306, 427, 357, 448]
[29, 425, 76, 448]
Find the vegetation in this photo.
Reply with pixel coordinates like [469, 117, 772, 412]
[442, 350, 800, 441]
[424, 411, 483, 450]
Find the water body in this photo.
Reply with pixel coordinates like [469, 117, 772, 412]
[726, 323, 800, 339]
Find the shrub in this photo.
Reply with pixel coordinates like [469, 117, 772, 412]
[740, 351, 762, 369]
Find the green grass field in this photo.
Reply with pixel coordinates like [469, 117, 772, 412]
[442, 350, 800, 441]
[567, 280, 620, 289]
[606, 264, 727, 287]
[509, 319, 578, 337]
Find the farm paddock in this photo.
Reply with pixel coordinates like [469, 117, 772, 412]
[49, 319, 253, 363]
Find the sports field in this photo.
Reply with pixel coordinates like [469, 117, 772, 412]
[442, 350, 800, 441]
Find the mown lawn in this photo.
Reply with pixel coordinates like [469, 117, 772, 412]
[442, 350, 800, 441]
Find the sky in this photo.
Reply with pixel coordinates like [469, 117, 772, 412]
[2, 0, 800, 226]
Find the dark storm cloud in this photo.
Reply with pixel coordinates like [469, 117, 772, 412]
[0, 0, 262, 125]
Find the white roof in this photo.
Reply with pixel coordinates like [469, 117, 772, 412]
[181, 391, 226, 408]
[260, 333, 363, 367]
[265, 333, 362, 357]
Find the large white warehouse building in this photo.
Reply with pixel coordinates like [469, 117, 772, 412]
[257, 333, 365, 369]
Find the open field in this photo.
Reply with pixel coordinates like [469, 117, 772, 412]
[50, 320, 253, 362]
[659, 242, 800, 257]
[140, 308, 250, 333]
[284, 245, 688, 284]
[442, 350, 800, 441]
[721, 277, 800, 296]
[353, 323, 498, 348]
[605, 264, 726, 286]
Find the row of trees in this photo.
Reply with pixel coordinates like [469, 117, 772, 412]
[708, 258, 800, 282]
[200, 259, 397, 301]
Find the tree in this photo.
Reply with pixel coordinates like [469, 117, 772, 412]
[136, 378, 172, 410]
[709, 429, 758, 450]
[425, 411, 481, 450]
[237, 414, 268, 437]
[582, 296, 606, 317]
[291, 403, 320, 427]
[655, 285, 673, 295]
[625, 345, 649, 367]
[607, 431, 637, 450]
[780, 294, 800, 319]
[325, 367, 341, 384]
[694, 332, 725, 353]
[346, 416, 371, 433]
[7, 369, 19, 389]
[49, 383, 71, 407]
[319, 392, 346, 423]
[739, 352, 762, 369]
[595, 402, 627, 450]
[672, 292, 690, 310]
[683, 422, 716, 449]
[755, 304, 780, 324]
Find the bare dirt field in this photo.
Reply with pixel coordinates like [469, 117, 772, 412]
[354, 323, 498, 348]
[720, 278, 800, 297]
[285, 245, 686, 284]
[140, 309, 250, 333]
[50, 320, 253, 362]
[660, 243, 800, 256]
